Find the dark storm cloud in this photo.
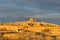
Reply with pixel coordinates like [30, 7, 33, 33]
[0, 0, 60, 19]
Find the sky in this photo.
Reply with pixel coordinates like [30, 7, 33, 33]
[0, 0, 60, 22]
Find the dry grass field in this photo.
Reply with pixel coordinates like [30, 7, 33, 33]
[0, 18, 60, 40]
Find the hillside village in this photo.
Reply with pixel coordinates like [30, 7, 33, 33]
[0, 18, 60, 40]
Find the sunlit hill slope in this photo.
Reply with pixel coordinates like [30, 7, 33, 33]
[0, 18, 60, 40]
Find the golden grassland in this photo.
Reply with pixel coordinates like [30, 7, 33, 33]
[0, 18, 60, 40]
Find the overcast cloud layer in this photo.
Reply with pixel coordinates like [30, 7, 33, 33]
[0, 0, 60, 20]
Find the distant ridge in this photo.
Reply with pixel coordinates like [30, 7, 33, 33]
[0, 17, 59, 25]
